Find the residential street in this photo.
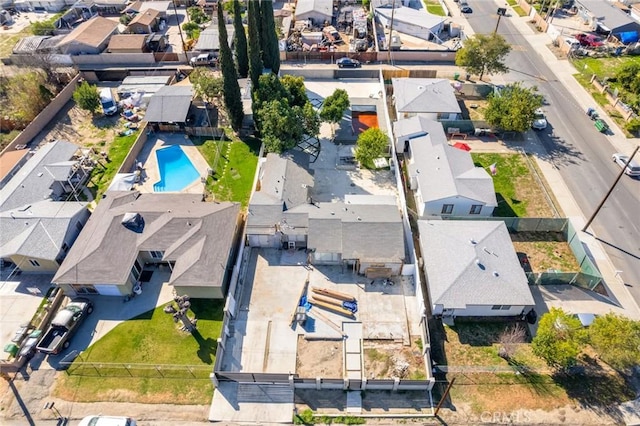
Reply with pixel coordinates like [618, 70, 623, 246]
[465, 0, 640, 305]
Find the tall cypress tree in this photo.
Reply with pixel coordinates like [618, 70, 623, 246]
[247, 0, 263, 90]
[218, 3, 244, 131]
[259, 0, 280, 74]
[232, 0, 249, 78]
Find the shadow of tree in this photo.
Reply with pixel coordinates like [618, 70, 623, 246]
[192, 329, 217, 364]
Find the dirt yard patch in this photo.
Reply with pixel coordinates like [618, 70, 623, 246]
[32, 100, 122, 151]
[511, 231, 580, 272]
[364, 339, 426, 380]
[460, 99, 489, 121]
[296, 337, 343, 378]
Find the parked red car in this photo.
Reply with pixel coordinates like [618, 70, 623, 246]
[574, 33, 604, 47]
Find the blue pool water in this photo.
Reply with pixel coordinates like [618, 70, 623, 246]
[153, 145, 200, 192]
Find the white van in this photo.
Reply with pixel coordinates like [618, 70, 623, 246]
[78, 416, 136, 426]
[100, 88, 118, 116]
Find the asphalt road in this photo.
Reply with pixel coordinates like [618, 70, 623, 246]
[465, 2, 640, 299]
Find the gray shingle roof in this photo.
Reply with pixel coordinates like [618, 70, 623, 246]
[408, 132, 497, 207]
[0, 140, 80, 212]
[418, 220, 535, 308]
[144, 85, 193, 123]
[392, 78, 461, 114]
[575, 0, 640, 33]
[286, 198, 404, 262]
[53, 191, 239, 290]
[195, 24, 235, 51]
[247, 152, 314, 230]
[0, 200, 87, 260]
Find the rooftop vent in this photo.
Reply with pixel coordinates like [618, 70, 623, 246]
[469, 239, 477, 245]
[493, 271, 499, 277]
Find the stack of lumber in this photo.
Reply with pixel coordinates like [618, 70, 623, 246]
[309, 287, 357, 318]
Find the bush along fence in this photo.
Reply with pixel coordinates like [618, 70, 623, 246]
[590, 75, 638, 122]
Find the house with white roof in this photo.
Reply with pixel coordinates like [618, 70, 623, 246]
[294, 0, 333, 25]
[0, 141, 91, 273]
[375, 3, 445, 42]
[418, 220, 535, 320]
[399, 117, 497, 217]
[392, 78, 461, 121]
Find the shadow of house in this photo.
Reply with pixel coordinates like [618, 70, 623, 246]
[53, 191, 241, 299]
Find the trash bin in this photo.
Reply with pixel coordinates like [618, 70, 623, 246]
[4, 343, 18, 358]
[586, 107, 595, 117]
[454, 72, 460, 80]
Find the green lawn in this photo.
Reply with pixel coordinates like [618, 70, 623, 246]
[195, 135, 260, 207]
[424, 0, 446, 16]
[472, 153, 530, 217]
[505, 0, 517, 5]
[573, 55, 640, 79]
[53, 299, 224, 404]
[87, 132, 139, 199]
[512, 5, 527, 16]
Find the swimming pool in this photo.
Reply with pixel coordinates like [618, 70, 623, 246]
[153, 145, 200, 192]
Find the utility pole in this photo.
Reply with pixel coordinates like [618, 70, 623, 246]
[494, 7, 507, 34]
[387, 0, 396, 64]
[582, 145, 639, 232]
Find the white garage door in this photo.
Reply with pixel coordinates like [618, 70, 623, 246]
[94, 284, 122, 296]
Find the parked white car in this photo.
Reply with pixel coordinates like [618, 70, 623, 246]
[78, 416, 137, 426]
[612, 153, 640, 177]
[531, 108, 548, 130]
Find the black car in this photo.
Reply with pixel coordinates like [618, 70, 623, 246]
[460, 5, 472, 13]
[337, 57, 361, 68]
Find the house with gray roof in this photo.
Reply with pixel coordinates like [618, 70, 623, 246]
[574, 0, 640, 35]
[418, 220, 535, 320]
[401, 118, 496, 217]
[294, 0, 333, 25]
[284, 194, 405, 277]
[0, 140, 91, 273]
[392, 78, 461, 121]
[194, 24, 235, 52]
[53, 191, 240, 299]
[393, 115, 445, 153]
[246, 152, 314, 248]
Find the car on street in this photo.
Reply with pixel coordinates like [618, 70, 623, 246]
[78, 416, 137, 426]
[531, 108, 548, 130]
[460, 5, 472, 12]
[612, 153, 640, 177]
[337, 57, 361, 68]
[575, 33, 604, 47]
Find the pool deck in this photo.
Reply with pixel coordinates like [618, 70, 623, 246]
[135, 133, 209, 194]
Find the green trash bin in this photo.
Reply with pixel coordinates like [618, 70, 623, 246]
[4, 343, 19, 358]
[454, 72, 460, 80]
[595, 119, 607, 132]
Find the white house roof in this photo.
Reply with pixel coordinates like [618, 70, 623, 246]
[408, 135, 497, 207]
[375, 6, 445, 33]
[295, 0, 333, 20]
[195, 24, 235, 51]
[392, 78, 461, 114]
[393, 116, 446, 144]
[418, 220, 535, 309]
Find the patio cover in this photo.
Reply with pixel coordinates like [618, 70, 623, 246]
[144, 85, 193, 123]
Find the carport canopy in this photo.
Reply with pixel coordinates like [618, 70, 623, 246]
[145, 85, 194, 123]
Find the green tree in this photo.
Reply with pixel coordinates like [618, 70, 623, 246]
[73, 81, 101, 114]
[258, 99, 300, 153]
[355, 128, 388, 169]
[615, 62, 640, 93]
[455, 33, 511, 80]
[259, 0, 280, 74]
[119, 14, 132, 25]
[588, 314, 640, 371]
[252, 73, 287, 117]
[182, 22, 200, 40]
[232, 0, 249, 78]
[484, 83, 544, 132]
[31, 19, 55, 36]
[189, 68, 224, 103]
[5, 71, 52, 125]
[188, 6, 211, 24]
[218, 3, 244, 131]
[281, 75, 308, 108]
[320, 88, 350, 134]
[532, 307, 584, 370]
[247, 0, 263, 90]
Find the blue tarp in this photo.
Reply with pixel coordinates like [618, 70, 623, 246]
[616, 31, 638, 44]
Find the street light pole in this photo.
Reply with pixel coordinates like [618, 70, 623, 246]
[494, 7, 507, 34]
[387, 0, 396, 65]
[582, 144, 640, 232]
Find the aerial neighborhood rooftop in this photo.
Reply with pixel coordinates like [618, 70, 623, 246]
[0, 0, 639, 424]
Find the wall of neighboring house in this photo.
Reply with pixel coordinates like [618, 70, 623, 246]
[7, 255, 59, 273]
[442, 304, 530, 317]
[396, 111, 458, 121]
[420, 194, 493, 218]
[174, 285, 223, 299]
[128, 23, 153, 34]
[57, 208, 91, 262]
[311, 252, 342, 264]
[247, 231, 281, 248]
[21, 0, 66, 12]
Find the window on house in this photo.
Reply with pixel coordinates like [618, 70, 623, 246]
[62, 242, 69, 252]
[441, 204, 454, 214]
[131, 259, 142, 281]
[470, 205, 483, 215]
[29, 259, 40, 267]
[149, 251, 163, 259]
[491, 305, 502, 310]
[501, 305, 511, 310]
